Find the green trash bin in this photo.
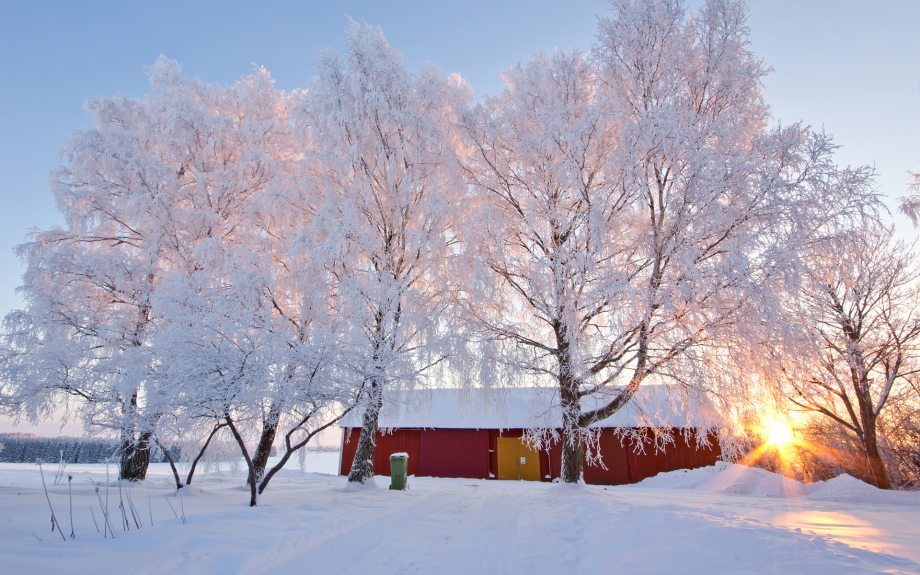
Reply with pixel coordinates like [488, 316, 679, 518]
[389, 452, 409, 491]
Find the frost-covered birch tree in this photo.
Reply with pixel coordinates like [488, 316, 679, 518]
[775, 224, 920, 489]
[459, 50, 628, 482]
[459, 0, 881, 482]
[0, 59, 204, 480]
[304, 24, 469, 483]
[146, 58, 295, 492]
[144, 61, 357, 504]
[144, 60, 295, 503]
[0, 57, 341, 490]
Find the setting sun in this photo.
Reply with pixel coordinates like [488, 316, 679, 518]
[761, 417, 796, 448]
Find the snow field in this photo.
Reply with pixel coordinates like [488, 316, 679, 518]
[0, 456, 918, 575]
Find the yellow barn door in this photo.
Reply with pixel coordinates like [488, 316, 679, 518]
[496, 437, 541, 481]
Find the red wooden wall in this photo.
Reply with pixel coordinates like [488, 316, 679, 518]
[419, 429, 490, 478]
[340, 428, 490, 479]
[340, 428, 422, 477]
[339, 427, 720, 484]
[584, 432, 632, 484]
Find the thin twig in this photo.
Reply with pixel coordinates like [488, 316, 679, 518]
[125, 485, 141, 529]
[67, 475, 75, 539]
[105, 463, 111, 537]
[89, 507, 101, 534]
[93, 484, 114, 538]
[117, 478, 128, 531]
[165, 497, 180, 521]
[37, 463, 67, 542]
[147, 493, 154, 527]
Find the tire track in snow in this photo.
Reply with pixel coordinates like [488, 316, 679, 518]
[247, 481, 535, 575]
[244, 486, 444, 574]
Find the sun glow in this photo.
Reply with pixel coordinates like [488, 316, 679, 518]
[761, 417, 795, 448]
[734, 413, 806, 496]
[741, 410, 867, 490]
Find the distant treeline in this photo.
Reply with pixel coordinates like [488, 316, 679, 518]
[0, 434, 178, 464]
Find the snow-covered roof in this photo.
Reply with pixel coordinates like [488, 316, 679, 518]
[340, 386, 721, 430]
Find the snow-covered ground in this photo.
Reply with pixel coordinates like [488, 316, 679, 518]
[1, 454, 918, 574]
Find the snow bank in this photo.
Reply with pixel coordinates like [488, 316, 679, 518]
[341, 476, 382, 491]
[634, 461, 920, 504]
[806, 474, 919, 504]
[637, 461, 804, 497]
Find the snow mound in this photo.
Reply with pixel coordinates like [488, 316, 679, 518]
[170, 485, 207, 497]
[806, 474, 920, 504]
[637, 461, 805, 497]
[635, 462, 920, 504]
[807, 474, 877, 499]
[341, 476, 381, 491]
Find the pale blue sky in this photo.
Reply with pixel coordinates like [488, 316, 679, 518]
[0, 1, 917, 434]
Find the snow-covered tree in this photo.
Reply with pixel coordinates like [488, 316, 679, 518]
[142, 60, 359, 505]
[144, 59, 292, 503]
[900, 171, 920, 226]
[458, 0, 881, 482]
[776, 224, 920, 489]
[459, 50, 627, 482]
[0, 58, 203, 480]
[0, 57, 344, 490]
[304, 23, 470, 483]
[247, 140, 362, 496]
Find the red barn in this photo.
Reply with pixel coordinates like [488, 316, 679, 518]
[339, 387, 721, 484]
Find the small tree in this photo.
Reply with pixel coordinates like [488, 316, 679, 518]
[778, 224, 920, 489]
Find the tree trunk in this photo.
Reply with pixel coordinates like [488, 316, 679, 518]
[156, 438, 183, 489]
[863, 427, 892, 489]
[186, 423, 226, 486]
[556, 323, 584, 484]
[560, 384, 584, 483]
[225, 415, 258, 507]
[259, 446, 295, 495]
[855, 384, 892, 489]
[119, 390, 151, 481]
[119, 431, 152, 482]
[249, 403, 281, 486]
[260, 403, 357, 495]
[347, 381, 383, 484]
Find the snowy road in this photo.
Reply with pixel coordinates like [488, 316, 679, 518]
[0, 457, 918, 574]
